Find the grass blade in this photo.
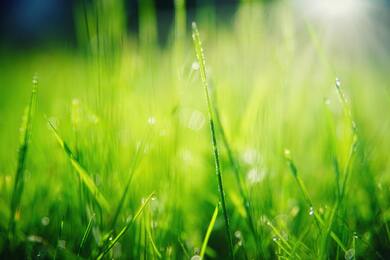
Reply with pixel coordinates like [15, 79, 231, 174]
[192, 21, 234, 258]
[48, 121, 110, 212]
[78, 214, 95, 256]
[200, 204, 219, 259]
[8, 78, 38, 238]
[96, 192, 155, 260]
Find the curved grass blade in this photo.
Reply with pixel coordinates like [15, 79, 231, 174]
[8, 78, 38, 237]
[48, 121, 110, 212]
[96, 192, 155, 260]
[200, 204, 219, 259]
[192, 21, 234, 259]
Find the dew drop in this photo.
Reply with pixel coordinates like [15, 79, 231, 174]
[32, 76, 38, 85]
[336, 78, 341, 88]
[148, 116, 156, 125]
[192, 61, 200, 71]
[309, 207, 314, 216]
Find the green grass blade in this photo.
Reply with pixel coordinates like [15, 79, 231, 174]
[8, 78, 38, 237]
[200, 204, 219, 259]
[96, 192, 155, 260]
[192, 21, 234, 259]
[78, 214, 95, 256]
[48, 121, 110, 212]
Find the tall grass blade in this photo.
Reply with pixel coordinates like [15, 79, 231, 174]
[200, 204, 218, 259]
[8, 78, 38, 238]
[192, 22, 234, 258]
[96, 192, 155, 260]
[48, 121, 110, 212]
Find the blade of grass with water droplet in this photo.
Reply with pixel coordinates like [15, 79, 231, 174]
[192, 21, 234, 259]
[48, 120, 110, 212]
[96, 192, 155, 260]
[8, 79, 38, 238]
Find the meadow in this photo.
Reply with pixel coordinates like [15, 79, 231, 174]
[0, 1, 389, 259]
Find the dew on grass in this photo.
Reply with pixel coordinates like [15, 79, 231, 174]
[309, 206, 314, 216]
[344, 248, 355, 260]
[324, 98, 331, 105]
[148, 116, 156, 125]
[192, 61, 200, 71]
[32, 75, 38, 85]
[272, 237, 279, 242]
[41, 216, 50, 226]
[336, 78, 341, 88]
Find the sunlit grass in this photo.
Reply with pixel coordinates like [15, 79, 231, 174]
[0, 1, 389, 259]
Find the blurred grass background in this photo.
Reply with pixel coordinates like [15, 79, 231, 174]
[0, 0, 390, 259]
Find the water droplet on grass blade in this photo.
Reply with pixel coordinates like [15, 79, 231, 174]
[336, 78, 341, 88]
[191, 255, 201, 260]
[148, 116, 156, 125]
[309, 207, 314, 216]
[192, 61, 200, 71]
[32, 75, 38, 85]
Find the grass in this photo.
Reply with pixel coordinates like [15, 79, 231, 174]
[192, 22, 234, 259]
[0, 1, 390, 259]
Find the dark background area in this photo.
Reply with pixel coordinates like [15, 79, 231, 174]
[0, 0, 247, 48]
